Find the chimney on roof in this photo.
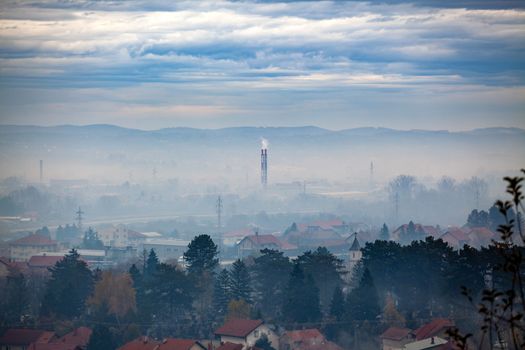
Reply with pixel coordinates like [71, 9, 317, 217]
[431, 337, 435, 344]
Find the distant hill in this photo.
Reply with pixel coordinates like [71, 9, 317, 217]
[0, 124, 524, 184]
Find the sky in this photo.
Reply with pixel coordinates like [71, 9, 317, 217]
[0, 0, 524, 131]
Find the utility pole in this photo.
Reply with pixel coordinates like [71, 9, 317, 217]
[216, 195, 223, 260]
[76, 206, 84, 232]
[216, 195, 222, 232]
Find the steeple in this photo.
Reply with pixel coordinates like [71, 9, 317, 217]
[349, 232, 360, 251]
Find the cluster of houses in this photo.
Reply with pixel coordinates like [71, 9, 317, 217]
[0, 317, 460, 350]
[380, 319, 456, 350]
[391, 224, 499, 249]
[0, 326, 92, 350]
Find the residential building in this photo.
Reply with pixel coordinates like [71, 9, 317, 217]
[118, 337, 205, 350]
[9, 234, 59, 262]
[404, 337, 448, 350]
[98, 224, 146, 248]
[237, 234, 297, 258]
[141, 239, 190, 262]
[381, 327, 414, 350]
[413, 319, 454, 341]
[439, 228, 470, 249]
[0, 329, 56, 350]
[27, 327, 92, 350]
[214, 319, 278, 350]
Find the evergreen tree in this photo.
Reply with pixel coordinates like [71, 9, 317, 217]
[213, 269, 231, 316]
[4, 272, 28, 324]
[86, 325, 115, 350]
[152, 263, 193, 320]
[345, 268, 380, 321]
[282, 264, 321, 323]
[296, 247, 346, 311]
[379, 223, 389, 241]
[329, 285, 345, 321]
[229, 259, 252, 303]
[82, 227, 104, 250]
[41, 249, 94, 318]
[144, 249, 159, 281]
[183, 234, 219, 276]
[406, 220, 416, 243]
[251, 249, 292, 318]
[326, 284, 345, 341]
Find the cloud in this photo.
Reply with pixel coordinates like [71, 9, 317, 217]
[0, 0, 524, 129]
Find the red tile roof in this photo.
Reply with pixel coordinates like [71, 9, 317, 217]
[381, 327, 412, 341]
[118, 337, 160, 350]
[284, 329, 324, 343]
[10, 234, 57, 246]
[28, 343, 81, 350]
[216, 343, 243, 350]
[0, 329, 55, 346]
[443, 228, 470, 242]
[158, 339, 199, 350]
[414, 319, 454, 340]
[52, 327, 92, 347]
[28, 256, 63, 268]
[301, 341, 343, 350]
[215, 319, 263, 338]
[244, 234, 297, 250]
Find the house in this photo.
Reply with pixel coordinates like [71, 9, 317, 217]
[216, 343, 243, 350]
[439, 228, 470, 249]
[404, 336, 448, 350]
[280, 329, 324, 349]
[467, 227, 497, 247]
[0, 329, 56, 350]
[118, 337, 205, 350]
[413, 319, 454, 341]
[9, 234, 59, 262]
[237, 234, 297, 258]
[0, 256, 13, 278]
[381, 327, 414, 350]
[98, 224, 146, 248]
[141, 239, 190, 262]
[27, 327, 92, 350]
[214, 319, 278, 350]
[52, 327, 91, 348]
[392, 224, 441, 242]
[118, 337, 160, 350]
[27, 255, 63, 273]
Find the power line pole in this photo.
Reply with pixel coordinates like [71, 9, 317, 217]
[216, 195, 223, 260]
[76, 206, 84, 232]
[216, 195, 222, 232]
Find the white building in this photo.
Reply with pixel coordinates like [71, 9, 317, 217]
[214, 319, 278, 350]
[141, 238, 190, 262]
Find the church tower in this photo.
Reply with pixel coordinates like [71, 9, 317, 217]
[347, 232, 362, 273]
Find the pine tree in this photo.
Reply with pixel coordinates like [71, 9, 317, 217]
[345, 268, 380, 321]
[229, 259, 252, 303]
[183, 234, 219, 276]
[213, 269, 231, 315]
[329, 285, 345, 321]
[282, 264, 321, 323]
[41, 249, 94, 318]
[144, 249, 159, 281]
[5, 272, 28, 324]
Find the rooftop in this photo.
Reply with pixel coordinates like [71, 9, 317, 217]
[0, 329, 55, 346]
[10, 234, 57, 246]
[214, 319, 263, 338]
[381, 327, 412, 341]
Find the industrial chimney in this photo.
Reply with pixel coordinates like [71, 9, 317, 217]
[261, 140, 268, 188]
